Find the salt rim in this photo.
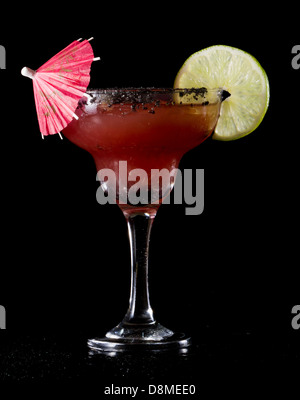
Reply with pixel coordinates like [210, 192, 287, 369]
[81, 87, 222, 107]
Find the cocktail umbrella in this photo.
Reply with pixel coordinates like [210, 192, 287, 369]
[21, 38, 100, 139]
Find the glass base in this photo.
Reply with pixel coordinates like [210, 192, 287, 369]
[88, 322, 192, 352]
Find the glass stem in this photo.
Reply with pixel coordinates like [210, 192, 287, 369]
[123, 213, 156, 326]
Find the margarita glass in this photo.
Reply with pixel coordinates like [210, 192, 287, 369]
[63, 88, 224, 351]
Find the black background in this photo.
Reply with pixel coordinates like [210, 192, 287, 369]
[0, 2, 299, 395]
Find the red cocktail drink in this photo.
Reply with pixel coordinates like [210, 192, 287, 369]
[63, 89, 221, 214]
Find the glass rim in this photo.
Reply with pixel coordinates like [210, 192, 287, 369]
[86, 87, 222, 94]
[84, 87, 224, 106]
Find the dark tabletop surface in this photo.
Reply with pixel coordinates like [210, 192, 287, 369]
[1, 328, 299, 396]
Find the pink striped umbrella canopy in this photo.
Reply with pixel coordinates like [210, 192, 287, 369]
[21, 38, 100, 139]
